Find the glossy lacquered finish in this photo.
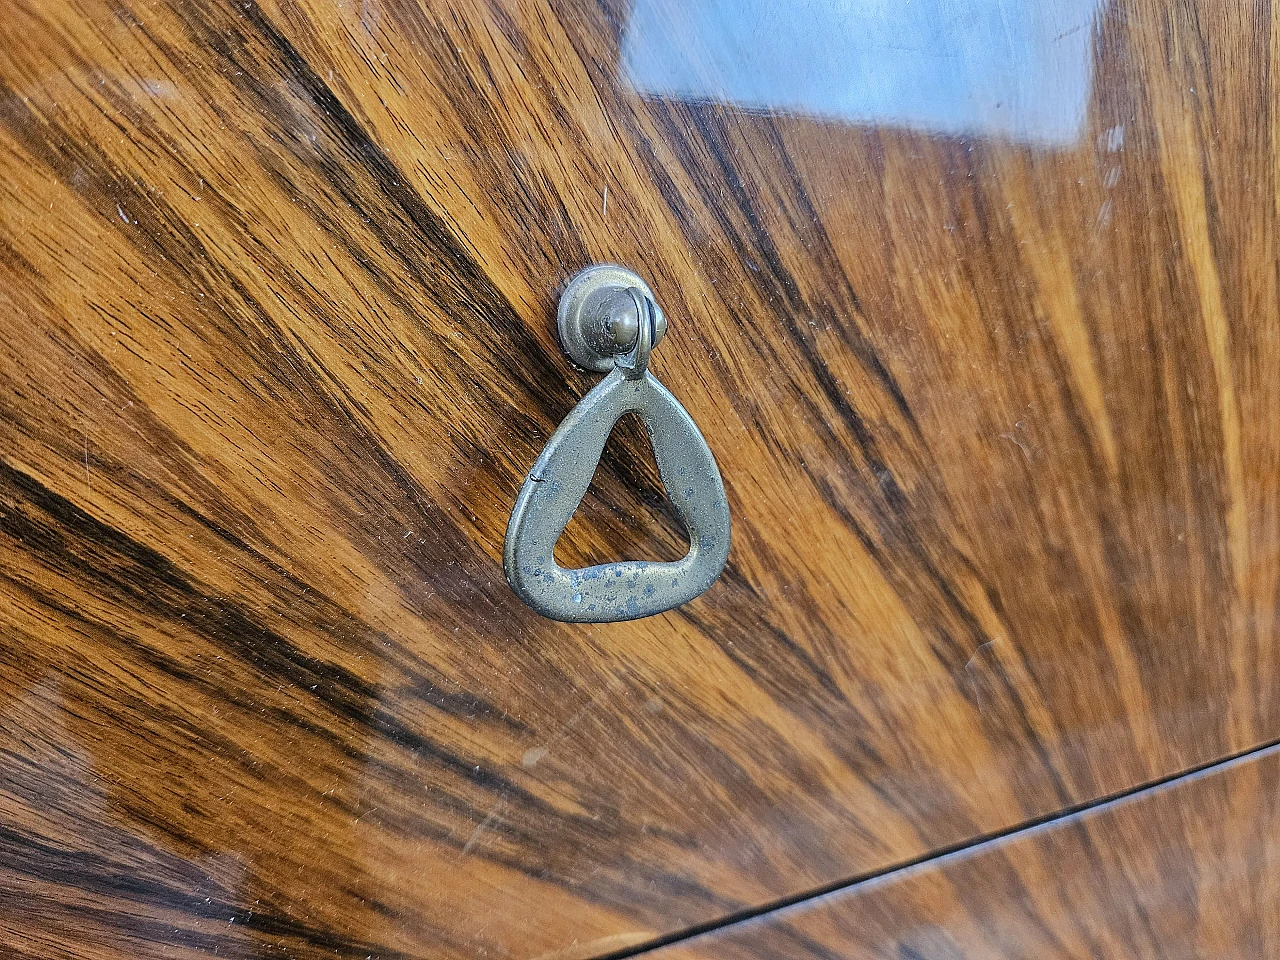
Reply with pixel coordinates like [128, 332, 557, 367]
[649, 743, 1280, 960]
[1, 0, 1278, 957]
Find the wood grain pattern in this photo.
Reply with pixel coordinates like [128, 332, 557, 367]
[646, 742, 1280, 960]
[1, 0, 1278, 957]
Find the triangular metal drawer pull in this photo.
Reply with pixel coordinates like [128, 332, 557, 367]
[504, 265, 730, 623]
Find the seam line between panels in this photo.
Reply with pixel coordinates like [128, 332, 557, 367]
[596, 736, 1280, 959]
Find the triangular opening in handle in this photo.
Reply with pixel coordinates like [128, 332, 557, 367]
[555, 411, 690, 568]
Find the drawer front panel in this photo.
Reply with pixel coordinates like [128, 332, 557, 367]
[1, 0, 1276, 957]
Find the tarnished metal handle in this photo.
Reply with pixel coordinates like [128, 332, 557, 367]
[503, 264, 731, 623]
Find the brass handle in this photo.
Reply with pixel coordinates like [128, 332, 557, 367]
[504, 264, 731, 623]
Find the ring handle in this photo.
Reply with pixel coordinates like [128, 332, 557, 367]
[504, 265, 730, 623]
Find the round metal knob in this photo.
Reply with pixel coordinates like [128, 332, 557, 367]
[557, 264, 667, 372]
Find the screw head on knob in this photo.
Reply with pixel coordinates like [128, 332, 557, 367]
[557, 264, 667, 373]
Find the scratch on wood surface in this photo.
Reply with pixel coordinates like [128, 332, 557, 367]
[461, 797, 507, 857]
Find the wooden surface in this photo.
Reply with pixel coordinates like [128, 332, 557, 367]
[648, 742, 1280, 960]
[2, 0, 1278, 957]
